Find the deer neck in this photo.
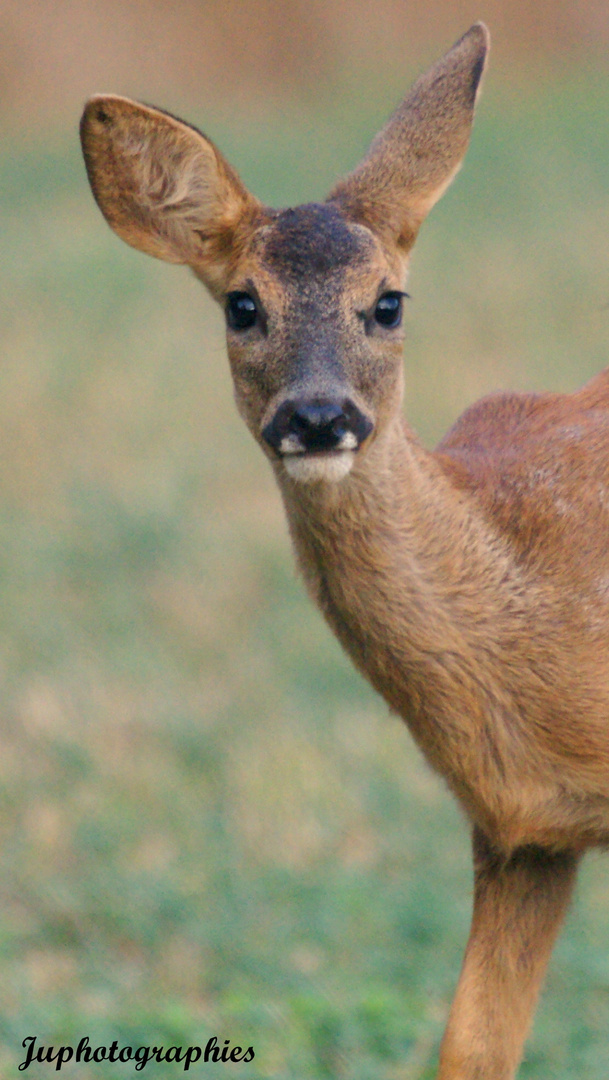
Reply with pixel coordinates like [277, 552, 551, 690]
[275, 415, 527, 827]
[278, 414, 512, 659]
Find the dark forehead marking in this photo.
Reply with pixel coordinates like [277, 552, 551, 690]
[261, 202, 373, 279]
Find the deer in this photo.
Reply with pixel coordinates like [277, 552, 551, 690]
[79, 22, 609, 1078]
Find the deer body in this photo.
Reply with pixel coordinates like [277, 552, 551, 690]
[80, 24, 609, 1078]
[281, 386, 609, 854]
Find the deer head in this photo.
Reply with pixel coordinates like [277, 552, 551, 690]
[80, 24, 488, 485]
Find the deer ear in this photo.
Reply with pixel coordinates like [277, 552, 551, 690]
[328, 23, 489, 253]
[80, 95, 261, 296]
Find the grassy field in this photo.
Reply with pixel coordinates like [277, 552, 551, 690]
[2, 73, 609, 1078]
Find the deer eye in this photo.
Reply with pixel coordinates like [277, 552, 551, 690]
[226, 292, 258, 331]
[374, 292, 403, 328]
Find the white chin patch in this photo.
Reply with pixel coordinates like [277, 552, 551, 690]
[283, 451, 355, 484]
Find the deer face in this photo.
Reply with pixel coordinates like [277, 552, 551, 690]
[80, 24, 487, 484]
[221, 202, 407, 482]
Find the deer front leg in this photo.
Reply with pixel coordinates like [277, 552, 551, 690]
[437, 827, 579, 1080]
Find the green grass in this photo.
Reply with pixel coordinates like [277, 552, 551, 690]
[2, 75, 609, 1077]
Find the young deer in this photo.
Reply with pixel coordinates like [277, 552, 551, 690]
[80, 23, 609, 1078]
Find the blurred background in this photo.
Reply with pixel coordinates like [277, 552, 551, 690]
[2, 1, 609, 1077]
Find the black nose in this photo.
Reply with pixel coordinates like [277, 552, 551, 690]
[262, 397, 373, 454]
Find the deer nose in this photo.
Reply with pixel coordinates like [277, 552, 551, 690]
[262, 397, 373, 455]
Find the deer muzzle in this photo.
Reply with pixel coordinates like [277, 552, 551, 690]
[262, 397, 373, 458]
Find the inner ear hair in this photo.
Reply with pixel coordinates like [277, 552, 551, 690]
[80, 94, 261, 291]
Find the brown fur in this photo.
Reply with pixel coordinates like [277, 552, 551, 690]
[79, 23, 607, 1078]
